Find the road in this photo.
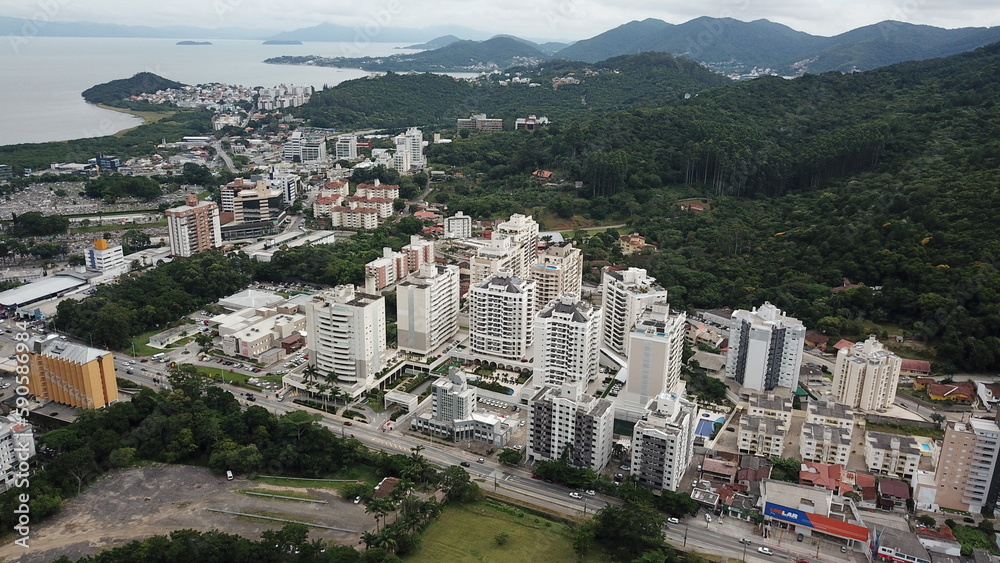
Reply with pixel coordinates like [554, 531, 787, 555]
[212, 141, 236, 171]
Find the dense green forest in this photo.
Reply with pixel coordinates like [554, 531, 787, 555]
[81, 72, 185, 106]
[295, 52, 729, 130]
[421, 44, 1000, 371]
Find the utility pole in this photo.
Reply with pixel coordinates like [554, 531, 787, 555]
[683, 527, 688, 547]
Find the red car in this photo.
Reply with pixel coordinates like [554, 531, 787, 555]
[344, 421, 353, 426]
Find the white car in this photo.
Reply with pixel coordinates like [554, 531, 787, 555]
[705, 514, 712, 523]
[585, 489, 596, 496]
[667, 517, 680, 524]
[757, 547, 773, 556]
[569, 492, 582, 499]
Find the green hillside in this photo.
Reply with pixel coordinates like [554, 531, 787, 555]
[81, 71, 185, 105]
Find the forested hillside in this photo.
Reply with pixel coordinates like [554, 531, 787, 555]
[426, 43, 1000, 371]
[296, 52, 730, 129]
[82, 72, 185, 105]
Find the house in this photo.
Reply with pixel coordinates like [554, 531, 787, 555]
[619, 233, 656, 255]
[926, 382, 976, 404]
[913, 377, 935, 391]
[702, 456, 738, 484]
[976, 382, 1000, 410]
[804, 331, 831, 348]
[799, 462, 849, 494]
[831, 278, 865, 294]
[374, 476, 400, 499]
[878, 478, 911, 511]
[532, 170, 552, 180]
[915, 526, 962, 557]
[900, 359, 932, 377]
[832, 339, 855, 351]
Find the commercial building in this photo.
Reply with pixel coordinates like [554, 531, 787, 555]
[468, 272, 535, 364]
[725, 301, 806, 392]
[216, 304, 307, 364]
[85, 238, 124, 273]
[231, 183, 285, 224]
[397, 264, 460, 356]
[533, 296, 601, 392]
[335, 134, 358, 160]
[530, 242, 583, 313]
[527, 384, 614, 471]
[282, 131, 327, 162]
[514, 115, 548, 130]
[165, 194, 222, 257]
[630, 392, 697, 491]
[832, 335, 902, 412]
[457, 113, 503, 132]
[619, 299, 686, 419]
[305, 286, 386, 399]
[410, 368, 511, 446]
[760, 479, 869, 545]
[865, 431, 921, 479]
[220, 177, 260, 212]
[0, 416, 34, 492]
[493, 213, 539, 279]
[27, 338, 119, 409]
[444, 211, 473, 239]
[599, 266, 669, 358]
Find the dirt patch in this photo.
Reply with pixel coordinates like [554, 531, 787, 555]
[0, 465, 374, 562]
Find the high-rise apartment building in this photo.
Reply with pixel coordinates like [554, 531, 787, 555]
[468, 273, 535, 363]
[27, 338, 119, 409]
[534, 296, 601, 392]
[85, 239, 124, 273]
[493, 213, 539, 279]
[470, 237, 521, 285]
[531, 242, 583, 313]
[931, 419, 1000, 513]
[165, 194, 222, 257]
[599, 267, 669, 358]
[832, 335, 902, 412]
[396, 264, 460, 356]
[619, 299, 686, 419]
[282, 131, 327, 162]
[444, 211, 472, 239]
[725, 302, 806, 392]
[364, 247, 408, 292]
[0, 415, 34, 491]
[305, 286, 386, 399]
[401, 235, 435, 273]
[392, 127, 424, 170]
[528, 384, 614, 471]
[630, 392, 697, 491]
[865, 431, 921, 479]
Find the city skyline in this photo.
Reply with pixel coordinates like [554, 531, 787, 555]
[0, 0, 997, 42]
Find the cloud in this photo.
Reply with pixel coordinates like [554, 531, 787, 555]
[0, 0, 995, 38]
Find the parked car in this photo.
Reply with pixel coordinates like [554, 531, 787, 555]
[667, 518, 679, 524]
[757, 547, 772, 556]
[569, 492, 582, 499]
[353, 496, 361, 504]
[705, 514, 712, 522]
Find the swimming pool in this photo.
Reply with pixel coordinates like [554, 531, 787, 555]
[920, 443, 932, 451]
[695, 416, 727, 437]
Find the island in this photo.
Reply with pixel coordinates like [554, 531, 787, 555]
[176, 40, 212, 45]
[263, 40, 303, 45]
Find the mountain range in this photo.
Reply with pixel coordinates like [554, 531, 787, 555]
[554, 17, 1000, 74]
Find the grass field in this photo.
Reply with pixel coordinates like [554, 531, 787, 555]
[251, 465, 379, 493]
[408, 501, 609, 563]
[242, 488, 323, 501]
[97, 104, 176, 137]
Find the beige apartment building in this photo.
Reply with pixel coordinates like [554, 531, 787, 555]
[28, 338, 119, 409]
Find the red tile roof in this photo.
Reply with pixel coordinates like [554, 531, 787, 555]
[900, 359, 932, 374]
[833, 339, 856, 350]
[799, 462, 846, 493]
[878, 478, 910, 500]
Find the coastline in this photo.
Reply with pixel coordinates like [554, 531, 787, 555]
[95, 104, 174, 137]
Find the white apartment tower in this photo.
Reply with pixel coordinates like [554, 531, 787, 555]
[305, 285, 386, 399]
[0, 415, 34, 491]
[630, 392, 697, 492]
[725, 302, 806, 392]
[528, 384, 614, 471]
[165, 194, 222, 257]
[531, 241, 583, 313]
[534, 296, 601, 392]
[444, 211, 473, 239]
[393, 127, 425, 170]
[468, 272, 535, 363]
[470, 237, 520, 285]
[619, 299, 687, 420]
[493, 213, 539, 279]
[599, 266, 669, 358]
[832, 335, 902, 412]
[396, 263, 460, 356]
[85, 238, 124, 273]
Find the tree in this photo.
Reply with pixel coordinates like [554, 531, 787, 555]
[592, 503, 665, 560]
[916, 514, 936, 527]
[498, 448, 522, 465]
[439, 465, 481, 503]
[494, 531, 510, 546]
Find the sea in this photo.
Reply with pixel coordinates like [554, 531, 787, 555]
[0, 37, 440, 147]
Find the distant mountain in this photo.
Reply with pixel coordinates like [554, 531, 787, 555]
[554, 17, 1000, 75]
[0, 15, 276, 39]
[264, 22, 494, 43]
[492, 34, 569, 56]
[82, 72, 185, 105]
[266, 36, 546, 72]
[400, 35, 462, 50]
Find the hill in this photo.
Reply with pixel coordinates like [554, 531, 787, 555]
[265, 36, 547, 72]
[426, 43, 1000, 371]
[264, 22, 494, 43]
[553, 17, 1000, 75]
[81, 72, 185, 105]
[293, 51, 730, 130]
[0, 15, 275, 39]
[400, 35, 462, 50]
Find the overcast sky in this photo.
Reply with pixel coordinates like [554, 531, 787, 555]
[2, 0, 998, 41]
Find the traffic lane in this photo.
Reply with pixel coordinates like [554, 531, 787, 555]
[667, 524, 812, 563]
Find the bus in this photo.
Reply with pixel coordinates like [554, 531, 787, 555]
[151, 352, 165, 361]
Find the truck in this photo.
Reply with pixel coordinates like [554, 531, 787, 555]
[151, 352, 165, 361]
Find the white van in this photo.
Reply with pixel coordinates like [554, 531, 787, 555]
[226, 470, 234, 481]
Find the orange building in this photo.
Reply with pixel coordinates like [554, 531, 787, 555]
[28, 338, 118, 409]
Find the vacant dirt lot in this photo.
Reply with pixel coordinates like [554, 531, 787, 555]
[0, 465, 372, 563]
